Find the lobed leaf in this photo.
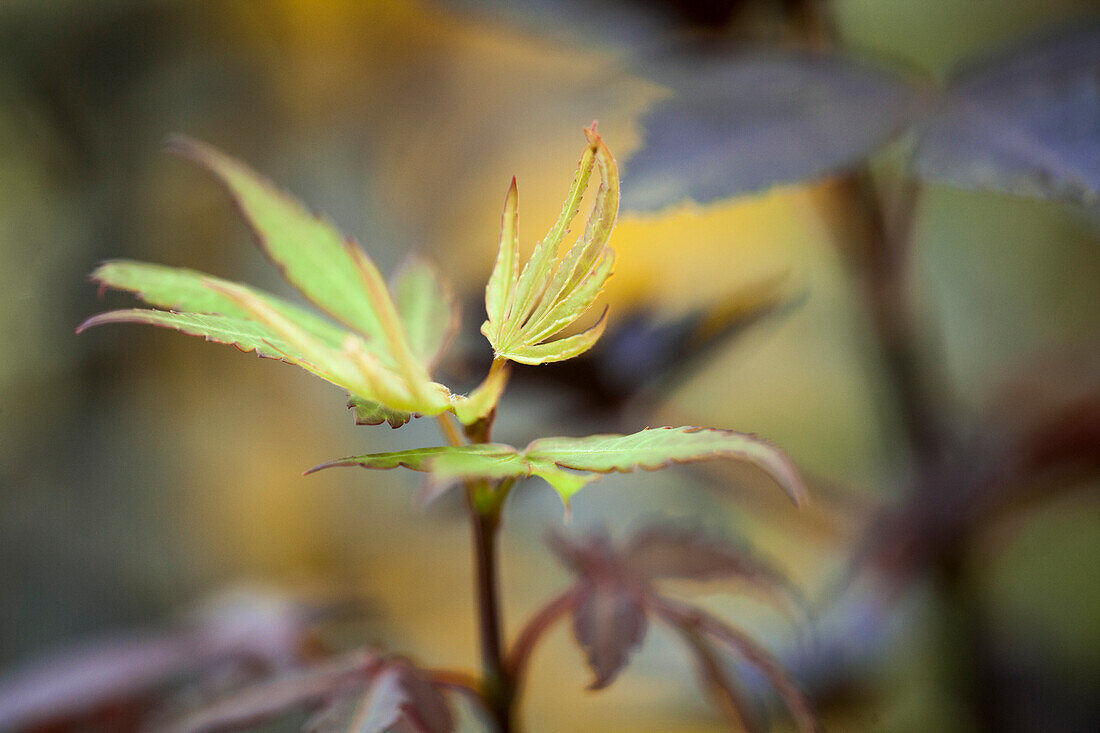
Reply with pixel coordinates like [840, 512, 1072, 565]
[392, 257, 459, 371]
[678, 626, 766, 733]
[81, 279, 447, 418]
[210, 280, 453, 416]
[623, 525, 803, 618]
[76, 309, 297, 362]
[625, 525, 790, 585]
[159, 650, 380, 733]
[572, 579, 648, 690]
[87, 141, 466, 425]
[167, 136, 392, 348]
[521, 252, 615, 345]
[347, 395, 414, 429]
[305, 444, 524, 478]
[307, 664, 453, 733]
[483, 177, 519, 344]
[548, 526, 813, 728]
[624, 48, 920, 210]
[91, 260, 348, 347]
[309, 426, 805, 509]
[914, 23, 1100, 205]
[482, 126, 619, 365]
[658, 602, 821, 733]
[503, 307, 609, 366]
[527, 427, 807, 505]
[501, 142, 597, 342]
[198, 282, 381, 401]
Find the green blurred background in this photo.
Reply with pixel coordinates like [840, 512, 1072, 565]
[1, 1, 1098, 730]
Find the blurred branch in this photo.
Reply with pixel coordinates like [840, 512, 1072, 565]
[834, 169, 947, 465]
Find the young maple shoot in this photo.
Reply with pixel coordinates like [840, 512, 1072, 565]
[79, 126, 817, 731]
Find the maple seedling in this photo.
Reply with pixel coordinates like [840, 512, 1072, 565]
[80, 125, 818, 732]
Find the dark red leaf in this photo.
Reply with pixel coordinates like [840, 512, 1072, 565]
[915, 23, 1100, 204]
[391, 664, 454, 733]
[550, 526, 807, 696]
[625, 48, 921, 209]
[0, 587, 316, 730]
[678, 625, 766, 733]
[304, 661, 454, 733]
[571, 579, 648, 690]
[655, 599, 820, 733]
[623, 524, 803, 616]
[546, 528, 618, 578]
[625, 524, 785, 583]
[159, 650, 380, 733]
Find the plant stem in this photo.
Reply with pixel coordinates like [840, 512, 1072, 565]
[437, 412, 467, 448]
[838, 171, 946, 464]
[466, 483, 512, 731]
[440, 407, 514, 731]
[839, 171, 1002, 728]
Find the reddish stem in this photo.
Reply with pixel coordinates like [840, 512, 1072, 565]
[465, 485, 510, 731]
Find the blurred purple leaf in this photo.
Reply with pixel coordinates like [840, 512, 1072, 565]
[388, 664, 456, 733]
[625, 524, 785, 583]
[0, 586, 315, 730]
[655, 599, 820, 732]
[859, 366, 1100, 591]
[548, 523, 806, 697]
[548, 531, 649, 688]
[306, 663, 454, 733]
[0, 631, 192, 729]
[162, 653, 453, 733]
[623, 524, 803, 616]
[552, 524, 797, 603]
[679, 624, 766, 732]
[572, 579, 649, 690]
[546, 527, 617, 576]
[915, 23, 1100, 205]
[623, 47, 921, 210]
[160, 650, 380, 733]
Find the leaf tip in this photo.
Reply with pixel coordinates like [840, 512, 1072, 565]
[163, 133, 208, 164]
[75, 311, 135, 335]
[302, 460, 339, 476]
[74, 315, 98, 335]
